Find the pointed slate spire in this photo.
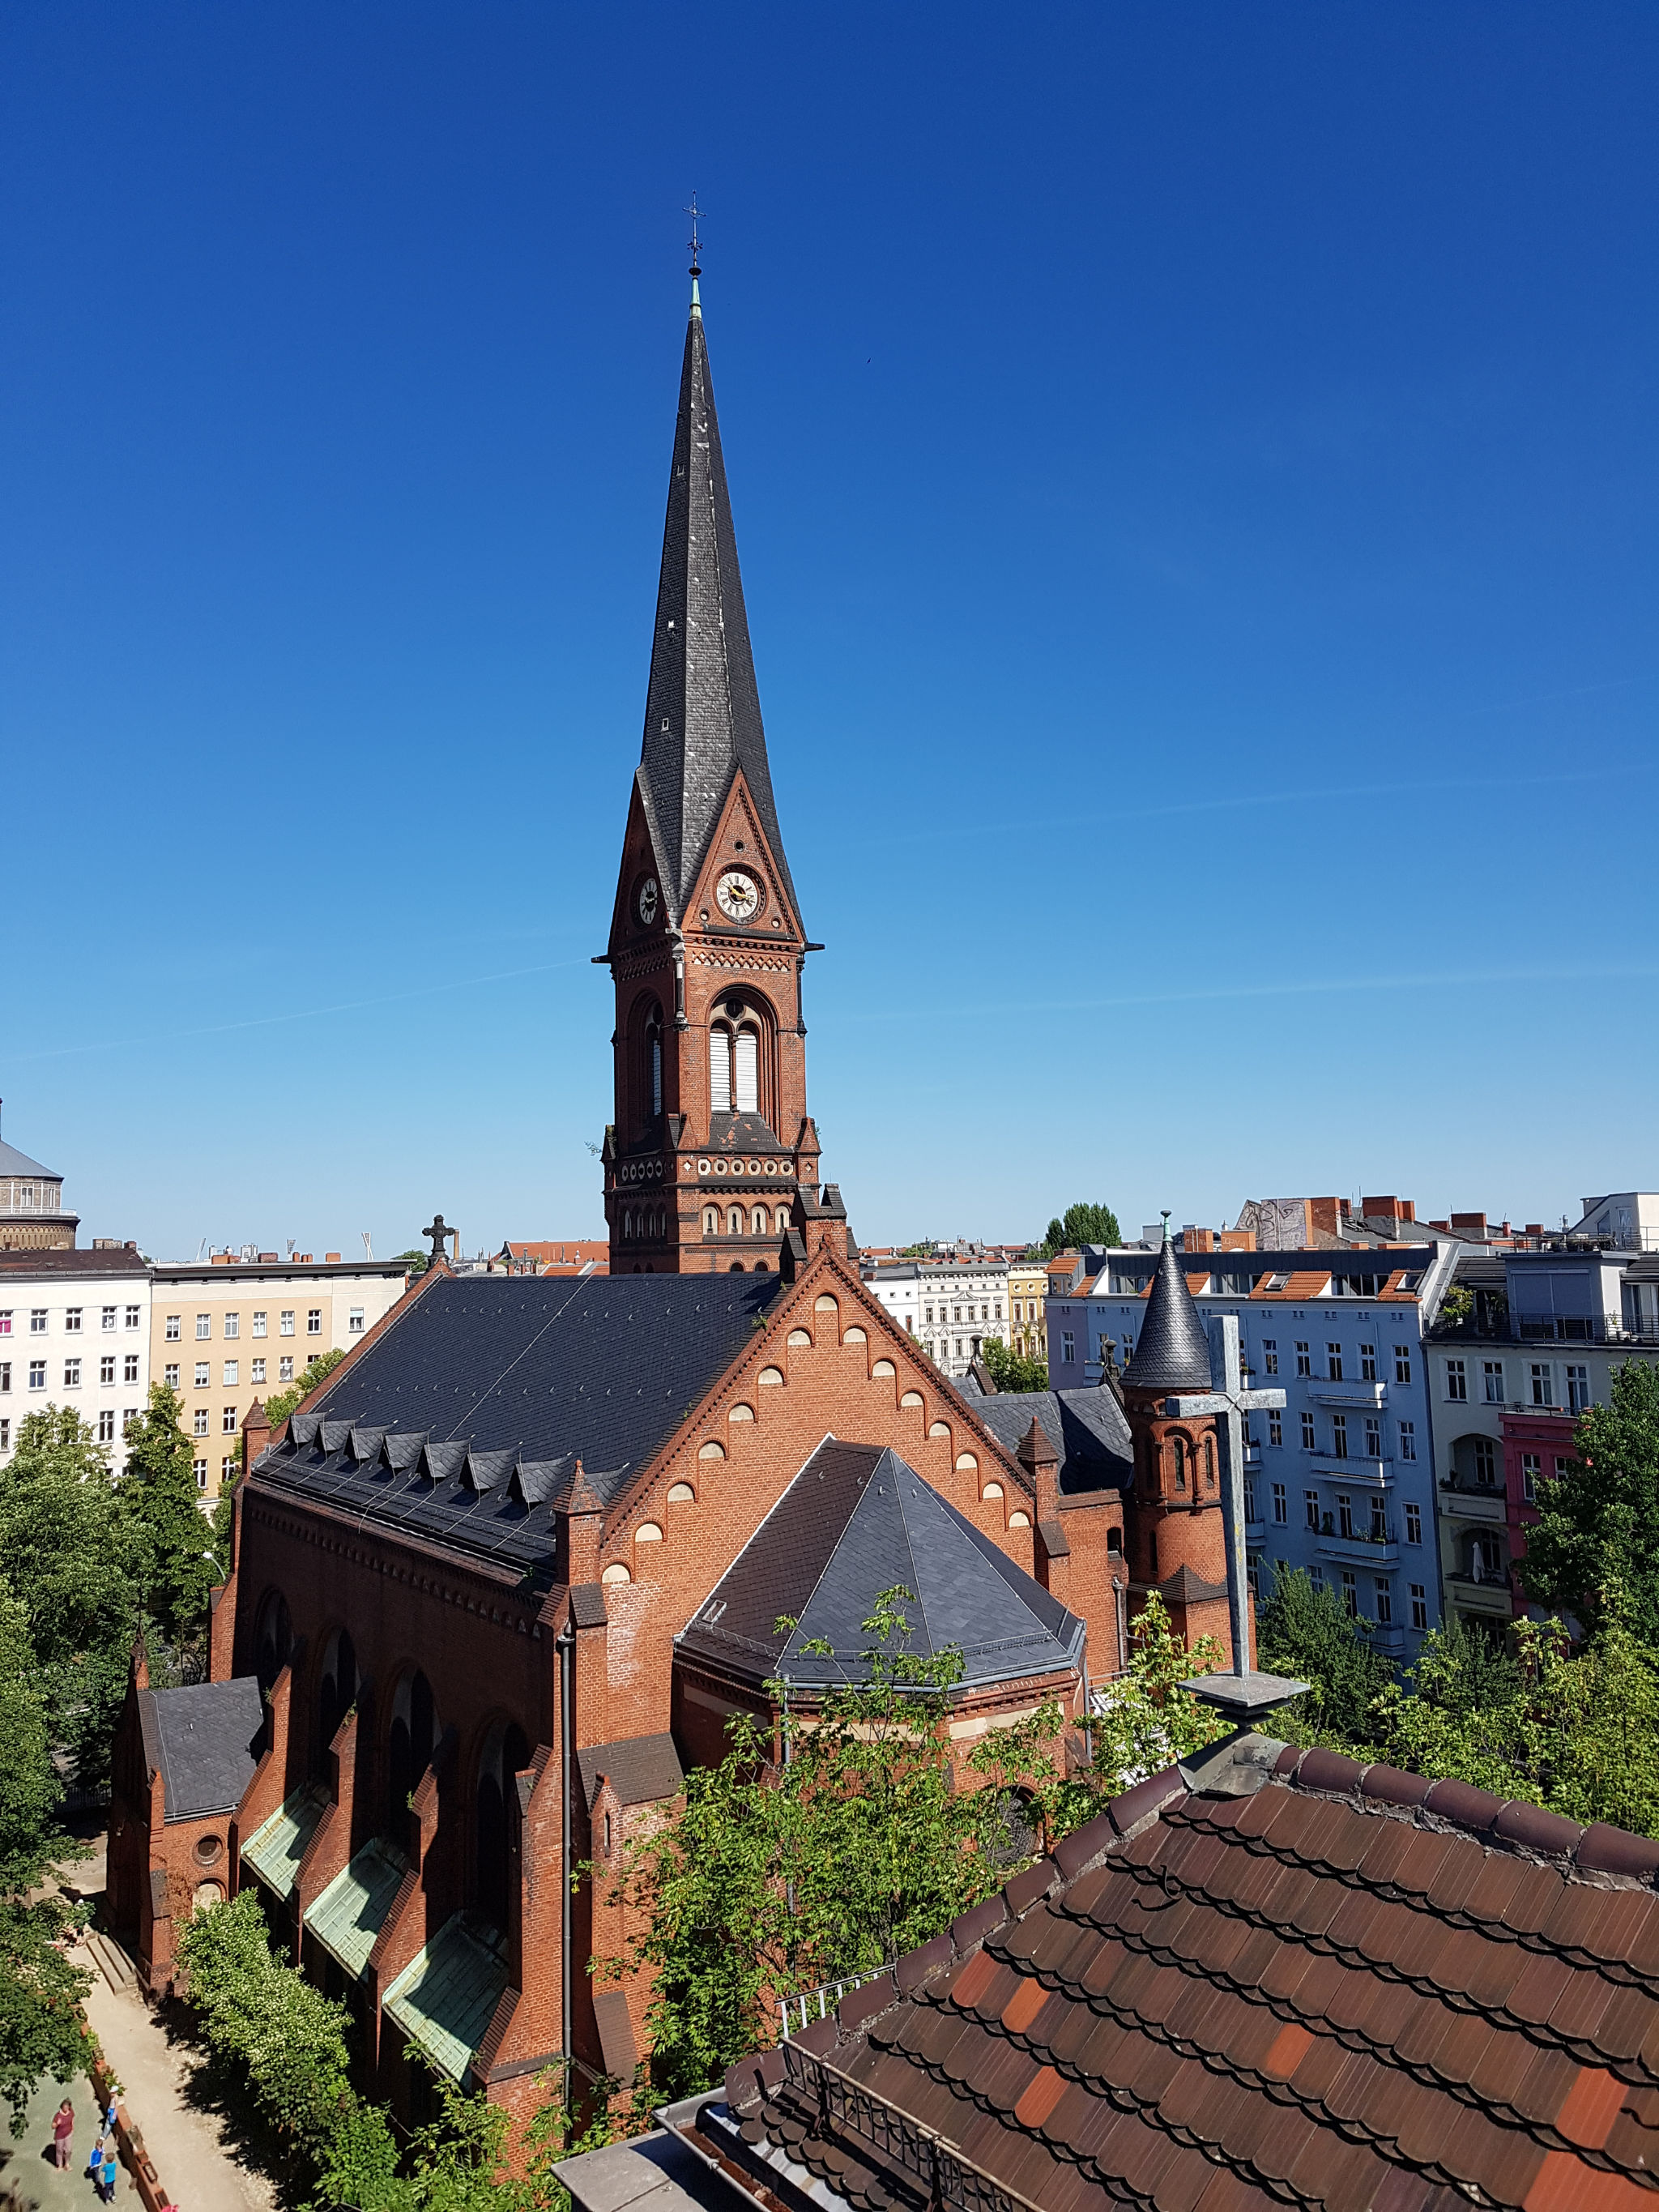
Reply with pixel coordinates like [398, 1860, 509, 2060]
[1123, 1228, 1214, 1394]
[636, 288, 799, 925]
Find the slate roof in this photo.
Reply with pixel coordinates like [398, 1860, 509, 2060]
[968, 1388, 1132, 1498]
[0, 1247, 144, 1277]
[1122, 1238, 1213, 1394]
[0, 1136, 60, 1181]
[677, 1441, 1085, 1695]
[637, 294, 800, 928]
[717, 1744, 1659, 2212]
[578, 1733, 686, 1810]
[140, 1677, 265, 1821]
[249, 1270, 778, 1578]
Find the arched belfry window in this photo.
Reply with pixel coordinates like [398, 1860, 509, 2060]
[733, 1026, 758, 1114]
[1171, 1436, 1188, 1492]
[710, 1027, 731, 1113]
[648, 1013, 663, 1118]
[709, 995, 773, 1126]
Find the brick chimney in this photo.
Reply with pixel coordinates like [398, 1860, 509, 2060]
[1016, 1414, 1060, 1523]
[795, 1182, 851, 1262]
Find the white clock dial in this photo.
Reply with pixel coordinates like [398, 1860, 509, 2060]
[714, 869, 760, 921]
[637, 876, 659, 925]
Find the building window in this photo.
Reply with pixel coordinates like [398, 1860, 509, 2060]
[223, 1454, 237, 1483]
[63, 1360, 81, 1388]
[1363, 1414, 1381, 1458]
[97, 1409, 116, 1443]
[1331, 1414, 1349, 1458]
[1303, 1488, 1320, 1531]
[923, 1305, 934, 1326]
[709, 1027, 731, 1114]
[279, 1356, 294, 1382]
[1374, 1579, 1392, 1625]
[165, 1314, 181, 1341]
[1300, 1411, 1316, 1450]
[126, 1305, 140, 1330]
[124, 1354, 139, 1384]
[100, 1356, 116, 1385]
[28, 1362, 45, 1390]
[29, 1310, 46, 1334]
[1360, 1343, 1376, 1382]
[194, 1407, 210, 1437]
[1445, 1360, 1467, 1402]
[280, 1310, 295, 1336]
[0, 1363, 8, 1392]
[727, 1206, 744, 1236]
[1326, 1343, 1343, 1381]
[1262, 1339, 1278, 1375]
[223, 1360, 238, 1387]
[64, 1308, 83, 1335]
[251, 1358, 266, 1384]
[196, 1314, 211, 1339]
[194, 1458, 208, 1490]
[223, 1406, 237, 1434]
[252, 1310, 267, 1338]
[1482, 1360, 1505, 1404]
[1399, 1420, 1416, 1461]
[101, 1305, 117, 1332]
[703, 1206, 719, 1235]
[1337, 1493, 1354, 1538]
[1521, 1453, 1540, 1502]
[1566, 1364, 1590, 1413]
[1269, 1409, 1283, 1446]
[1061, 1331, 1075, 1363]
[1473, 1437, 1497, 1487]
[1295, 1341, 1311, 1377]
[1394, 1345, 1413, 1386]
[307, 1310, 322, 1336]
[1530, 1363, 1555, 1408]
[1405, 1501, 1422, 1544]
[1369, 1494, 1387, 1543]
[1410, 1583, 1428, 1631]
[0, 1420, 8, 1449]
[164, 1364, 179, 1389]
[1272, 1481, 1287, 1523]
[194, 1361, 210, 1387]
[0, 1313, 10, 1338]
[349, 1307, 365, 1334]
[223, 1313, 238, 1339]
[1340, 1570, 1358, 1616]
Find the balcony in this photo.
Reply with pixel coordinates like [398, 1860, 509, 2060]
[1439, 1481, 1506, 1525]
[1313, 1518, 1400, 1569]
[1448, 1574, 1514, 1617]
[1309, 1456, 1390, 1486]
[1309, 1381, 1386, 1409]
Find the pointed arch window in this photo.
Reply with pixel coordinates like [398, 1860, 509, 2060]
[710, 1028, 731, 1114]
[733, 1027, 759, 1114]
[1172, 1436, 1188, 1491]
[648, 1014, 663, 1117]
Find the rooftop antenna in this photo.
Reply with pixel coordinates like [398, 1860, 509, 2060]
[194, 1236, 208, 1262]
[684, 190, 704, 309]
[361, 1230, 373, 1262]
[286, 1239, 297, 1258]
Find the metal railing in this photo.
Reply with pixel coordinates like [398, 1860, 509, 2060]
[780, 2039, 1044, 2212]
[778, 1965, 897, 2040]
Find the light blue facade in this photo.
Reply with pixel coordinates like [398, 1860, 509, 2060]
[1047, 1239, 1463, 1662]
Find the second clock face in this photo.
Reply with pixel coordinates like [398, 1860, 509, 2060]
[637, 876, 659, 925]
[714, 869, 760, 921]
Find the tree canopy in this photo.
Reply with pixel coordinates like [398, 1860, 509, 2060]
[261, 1346, 348, 1429]
[1038, 1201, 1122, 1257]
[979, 1338, 1048, 1393]
[1519, 1359, 1659, 1643]
[119, 1383, 219, 1655]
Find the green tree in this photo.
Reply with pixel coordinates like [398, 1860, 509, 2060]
[979, 1339, 1048, 1393]
[1038, 1202, 1122, 1258]
[1256, 1565, 1395, 1749]
[0, 1579, 94, 2136]
[262, 1347, 348, 1430]
[1520, 1360, 1659, 1643]
[389, 1249, 430, 1279]
[119, 1383, 217, 1655]
[0, 1406, 138, 1791]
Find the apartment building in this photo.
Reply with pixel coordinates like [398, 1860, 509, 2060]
[1427, 1240, 1659, 1629]
[1007, 1257, 1049, 1366]
[0, 1247, 151, 1465]
[150, 1258, 410, 1497]
[860, 1253, 1010, 1378]
[1047, 1232, 1462, 1658]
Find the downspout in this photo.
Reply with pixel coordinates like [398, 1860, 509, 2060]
[557, 1616, 576, 2066]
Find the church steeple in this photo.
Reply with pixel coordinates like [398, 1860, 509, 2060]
[600, 283, 819, 1276]
[633, 291, 800, 930]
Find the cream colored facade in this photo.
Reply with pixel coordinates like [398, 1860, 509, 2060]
[1008, 1260, 1049, 1367]
[150, 1260, 410, 1498]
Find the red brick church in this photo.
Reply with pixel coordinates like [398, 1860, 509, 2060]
[108, 275, 1238, 2131]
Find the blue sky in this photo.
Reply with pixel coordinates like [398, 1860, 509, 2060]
[4, 4, 1656, 1260]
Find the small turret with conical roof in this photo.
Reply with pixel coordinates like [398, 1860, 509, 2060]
[1123, 1221, 1214, 1394]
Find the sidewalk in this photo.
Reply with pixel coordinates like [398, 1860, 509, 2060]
[80, 1949, 275, 2212]
[1, 2069, 105, 2212]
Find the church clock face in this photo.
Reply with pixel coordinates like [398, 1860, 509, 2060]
[636, 876, 659, 926]
[714, 869, 760, 921]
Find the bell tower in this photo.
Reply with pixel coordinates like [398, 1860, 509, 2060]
[599, 272, 821, 1275]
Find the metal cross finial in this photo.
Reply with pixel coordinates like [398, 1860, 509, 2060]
[422, 1214, 450, 1267]
[684, 191, 704, 278]
[1166, 1314, 1286, 1680]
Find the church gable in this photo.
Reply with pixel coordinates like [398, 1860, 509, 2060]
[680, 765, 800, 946]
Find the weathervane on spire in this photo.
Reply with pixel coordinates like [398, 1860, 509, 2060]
[684, 191, 704, 279]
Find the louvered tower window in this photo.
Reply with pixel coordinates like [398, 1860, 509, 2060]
[734, 1027, 758, 1113]
[709, 1027, 731, 1112]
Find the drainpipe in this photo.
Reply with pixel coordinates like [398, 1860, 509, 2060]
[557, 1616, 576, 2066]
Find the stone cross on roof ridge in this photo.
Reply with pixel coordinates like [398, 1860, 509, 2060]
[1166, 1312, 1296, 1702]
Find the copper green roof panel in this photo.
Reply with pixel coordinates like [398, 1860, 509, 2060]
[382, 1913, 509, 2085]
[240, 1787, 327, 1902]
[302, 1840, 407, 1980]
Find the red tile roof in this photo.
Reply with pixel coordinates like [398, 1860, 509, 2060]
[715, 1749, 1659, 2212]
